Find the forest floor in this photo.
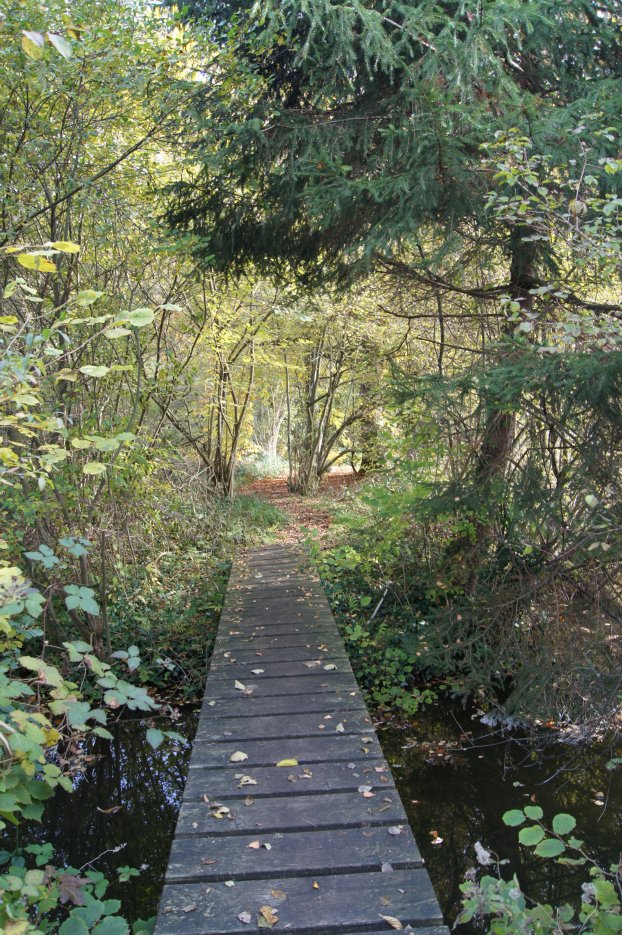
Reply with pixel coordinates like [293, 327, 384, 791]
[244, 468, 362, 544]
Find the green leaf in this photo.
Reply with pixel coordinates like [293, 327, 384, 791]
[121, 308, 155, 327]
[502, 809, 525, 827]
[59, 918, 90, 935]
[76, 290, 104, 307]
[92, 916, 129, 935]
[524, 805, 543, 820]
[79, 365, 110, 378]
[47, 33, 73, 59]
[83, 462, 107, 476]
[534, 838, 566, 858]
[22, 31, 45, 60]
[92, 437, 121, 452]
[518, 825, 545, 846]
[146, 728, 164, 750]
[552, 813, 576, 836]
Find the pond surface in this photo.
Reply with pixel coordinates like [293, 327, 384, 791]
[15, 704, 622, 928]
[380, 706, 622, 926]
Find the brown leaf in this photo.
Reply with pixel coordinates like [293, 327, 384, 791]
[271, 888, 286, 900]
[258, 905, 279, 928]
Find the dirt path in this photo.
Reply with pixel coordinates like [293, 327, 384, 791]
[245, 470, 361, 544]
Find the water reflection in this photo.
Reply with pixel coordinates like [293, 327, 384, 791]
[379, 707, 622, 927]
[11, 712, 197, 922]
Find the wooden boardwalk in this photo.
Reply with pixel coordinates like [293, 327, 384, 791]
[155, 544, 448, 935]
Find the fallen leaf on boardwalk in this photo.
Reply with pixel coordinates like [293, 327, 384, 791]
[304, 660, 321, 668]
[234, 680, 246, 691]
[209, 805, 232, 819]
[224, 880, 234, 887]
[323, 664, 337, 671]
[381, 862, 393, 873]
[229, 751, 248, 763]
[358, 785, 374, 797]
[380, 915, 404, 930]
[276, 758, 298, 767]
[208, 700, 216, 707]
[388, 825, 403, 836]
[201, 859, 216, 865]
[251, 669, 264, 675]
[312, 881, 320, 889]
[258, 906, 278, 928]
[271, 889, 286, 900]
[235, 774, 257, 788]
[335, 723, 345, 733]
[362, 736, 373, 743]
[238, 911, 252, 924]
[248, 840, 261, 849]
[244, 795, 254, 807]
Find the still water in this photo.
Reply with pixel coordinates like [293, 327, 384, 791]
[20, 705, 622, 927]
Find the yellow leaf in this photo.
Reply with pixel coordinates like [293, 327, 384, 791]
[258, 906, 278, 929]
[49, 240, 80, 253]
[17, 253, 56, 273]
[276, 758, 298, 767]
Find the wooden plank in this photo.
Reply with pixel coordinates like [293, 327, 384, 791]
[182, 759, 389, 800]
[198, 691, 367, 719]
[210, 644, 345, 663]
[195, 709, 373, 741]
[155, 869, 444, 933]
[189, 733, 383, 768]
[176, 789, 408, 836]
[165, 825, 422, 883]
[206, 658, 353, 682]
[201, 673, 359, 698]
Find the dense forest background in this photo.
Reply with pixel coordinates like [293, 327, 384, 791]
[1, 1, 621, 931]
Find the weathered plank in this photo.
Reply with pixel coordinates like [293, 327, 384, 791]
[195, 709, 373, 741]
[154, 544, 445, 935]
[201, 673, 360, 699]
[198, 691, 367, 719]
[165, 825, 423, 883]
[156, 869, 444, 933]
[183, 759, 389, 800]
[176, 789, 407, 836]
[189, 733, 383, 767]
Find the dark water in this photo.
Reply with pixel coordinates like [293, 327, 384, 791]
[10, 711, 198, 923]
[13, 705, 622, 927]
[380, 707, 622, 926]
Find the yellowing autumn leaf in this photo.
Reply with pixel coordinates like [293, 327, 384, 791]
[276, 758, 298, 767]
[258, 906, 278, 929]
[17, 253, 56, 272]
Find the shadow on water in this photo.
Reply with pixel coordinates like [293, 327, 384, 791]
[378, 705, 622, 928]
[9, 710, 198, 923]
[8, 704, 622, 927]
